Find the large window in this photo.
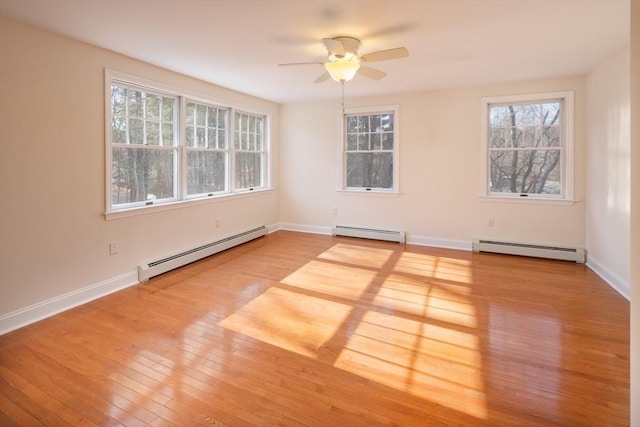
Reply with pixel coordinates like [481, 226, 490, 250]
[481, 92, 574, 201]
[106, 71, 269, 215]
[341, 106, 399, 192]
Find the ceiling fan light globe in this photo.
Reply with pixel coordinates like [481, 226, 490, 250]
[325, 61, 360, 82]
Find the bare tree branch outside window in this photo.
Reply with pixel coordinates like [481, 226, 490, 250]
[488, 101, 562, 195]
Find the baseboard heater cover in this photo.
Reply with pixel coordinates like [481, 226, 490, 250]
[472, 239, 585, 263]
[333, 225, 405, 244]
[137, 225, 266, 282]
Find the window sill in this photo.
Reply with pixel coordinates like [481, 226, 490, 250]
[479, 195, 577, 206]
[337, 189, 401, 198]
[104, 188, 273, 220]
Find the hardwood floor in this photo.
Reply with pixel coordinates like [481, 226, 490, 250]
[0, 231, 629, 426]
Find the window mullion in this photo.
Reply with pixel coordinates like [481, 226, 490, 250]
[179, 96, 187, 200]
[229, 108, 236, 192]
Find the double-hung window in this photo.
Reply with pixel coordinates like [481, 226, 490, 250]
[481, 91, 574, 201]
[340, 106, 399, 192]
[106, 71, 269, 215]
[185, 101, 228, 196]
[111, 85, 178, 206]
[234, 112, 265, 190]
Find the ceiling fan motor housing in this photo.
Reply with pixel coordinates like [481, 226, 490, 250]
[330, 36, 361, 61]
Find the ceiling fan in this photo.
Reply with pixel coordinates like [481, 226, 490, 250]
[279, 36, 409, 83]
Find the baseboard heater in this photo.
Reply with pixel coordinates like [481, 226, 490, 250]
[137, 225, 267, 282]
[333, 225, 405, 244]
[472, 239, 585, 263]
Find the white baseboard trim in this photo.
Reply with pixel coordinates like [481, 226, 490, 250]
[278, 222, 333, 235]
[0, 271, 139, 335]
[586, 256, 630, 300]
[407, 234, 473, 251]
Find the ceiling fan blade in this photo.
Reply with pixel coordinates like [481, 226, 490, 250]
[278, 61, 324, 67]
[358, 66, 386, 80]
[314, 72, 331, 83]
[322, 38, 345, 57]
[360, 47, 409, 62]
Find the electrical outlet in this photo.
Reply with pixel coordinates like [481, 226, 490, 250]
[488, 218, 495, 227]
[109, 241, 119, 255]
[331, 207, 338, 215]
[215, 218, 221, 227]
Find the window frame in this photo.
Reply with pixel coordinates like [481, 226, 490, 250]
[480, 91, 574, 202]
[337, 105, 400, 194]
[104, 69, 271, 219]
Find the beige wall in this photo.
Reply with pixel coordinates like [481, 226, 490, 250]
[0, 17, 280, 317]
[586, 48, 631, 297]
[280, 76, 587, 248]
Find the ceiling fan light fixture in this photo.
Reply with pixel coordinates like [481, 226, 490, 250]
[325, 60, 360, 82]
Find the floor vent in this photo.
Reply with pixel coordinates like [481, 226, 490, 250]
[472, 239, 585, 263]
[138, 225, 266, 282]
[333, 225, 405, 244]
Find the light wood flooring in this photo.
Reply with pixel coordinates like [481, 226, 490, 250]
[0, 231, 630, 426]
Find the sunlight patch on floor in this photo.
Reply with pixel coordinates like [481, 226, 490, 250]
[335, 310, 488, 419]
[374, 277, 478, 327]
[281, 259, 378, 301]
[219, 244, 487, 420]
[219, 287, 352, 358]
[393, 253, 472, 284]
[317, 243, 394, 269]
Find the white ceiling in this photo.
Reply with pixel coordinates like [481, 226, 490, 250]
[0, 0, 630, 104]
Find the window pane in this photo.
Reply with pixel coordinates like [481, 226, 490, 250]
[218, 110, 227, 129]
[186, 126, 194, 147]
[382, 133, 394, 150]
[218, 130, 226, 149]
[196, 127, 205, 148]
[346, 134, 357, 151]
[146, 121, 159, 145]
[208, 129, 217, 148]
[162, 98, 175, 122]
[187, 151, 226, 195]
[357, 116, 370, 132]
[381, 113, 394, 131]
[127, 90, 143, 117]
[489, 149, 561, 194]
[162, 123, 174, 146]
[128, 118, 144, 145]
[489, 127, 506, 148]
[111, 86, 126, 116]
[186, 103, 195, 125]
[112, 147, 175, 205]
[196, 105, 206, 126]
[207, 107, 218, 127]
[235, 152, 262, 189]
[346, 152, 393, 189]
[111, 116, 126, 144]
[357, 134, 369, 150]
[145, 94, 160, 120]
[346, 116, 358, 133]
[371, 115, 381, 132]
[371, 133, 381, 150]
[543, 125, 560, 147]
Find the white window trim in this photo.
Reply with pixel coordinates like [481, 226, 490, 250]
[337, 105, 400, 194]
[480, 91, 575, 202]
[104, 69, 271, 219]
